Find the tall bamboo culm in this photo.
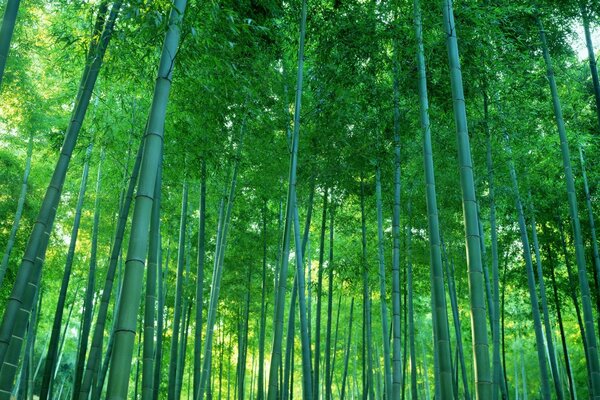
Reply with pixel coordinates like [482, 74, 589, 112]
[106, 0, 188, 397]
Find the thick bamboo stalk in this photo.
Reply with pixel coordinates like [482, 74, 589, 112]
[441, 0, 491, 396]
[106, 0, 187, 396]
[0, 0, 21, 89]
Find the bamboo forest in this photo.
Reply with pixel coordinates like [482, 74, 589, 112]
[3, 0, 600, 399]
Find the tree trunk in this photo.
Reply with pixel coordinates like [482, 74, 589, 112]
[291, 166, 314, 400]
[257, 201, 268, 400]
[0, 0, 21, 89]
[199, 129, 244, 399]
[407, 215, 417, 400]
[578, 145, 600, 334]
[505, 135, 551, 400]
[38, 144, 92, 400]
[441, 237, 471, 400]
[313, 189, 329, 400]
[72, 149, 103, 400]
[415, 1, 454, 397]
[142, 155, 162, 400]
[325, 208, 335, 400]
[194, 159, 207, 400]
[580, 0, 600, 132]
[168, 181, 188, 400]
[153, 240, 168, 400]
[545, 233, 577, 400]
[237, 271, 251, 400]
[340, 298, 354, 400]
[0, 0, 120, 373]
[390, 24, 404, 400]
[0, 131, 33, 287]
[484, 95, 507, 400]
[106, 0, 187, 396]
[530, 213, 563, 400]
[558, 217, 593, 393]
[267, 0, 309, 395]
[282, 181, 314, 400]
[360, 177, 375, 400]
[441, 1, 491, 396]
[80, 138, 143, 399]
[373, 166, 392, 400]
[537, 15, 600, 398]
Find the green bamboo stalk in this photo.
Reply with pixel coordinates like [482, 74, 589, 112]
[72, 148, 104, 400]
[340, 298, 354, 400]
[152, 239, 167, 400]
[313, 189, 328, 400]
[79, 138, 143, 399]
[330, 293, 342, 397]
[267, 0, 309, 395]
[1, 141, 85, 397]
[38, 144, 92, 400]
[537, 15, 600, 398]
[0, 131, 33, 287]
[415, 1, 454, 397]
[106, 0, 187, 396]
[168, 181, 188, 400]
[422, 342, 431, 400]
[325, 207, 335, 400]
[530, 211, 563, 399]
[199, 131, 243, 399]
[476, 203, 494, 333]
[0, 0, 21, 89]
[133, 317, 143, 400]
[16, 286, 40, 400]
[51, 287, 78, 397]
[484, 96, 507, 400]
[290, 171, 314, 400]
[390, 19, 403, 400]
[521, 350, 528, 400]
[505, 134, 551, 399]
[0, 0, 120, 372]
[141, 155, 162, 400]
[360, 177, 375, 400]
[193, 159, 207, 400]
[282, 187, 314, 400]
[579, 0, 600, 132]
[176, 295, 192, 399]
[441, 238, 470, 400]
[257, 201, 267, 400]
[578, 145, 600, 333]
[241, 272, 252, 399]
[374, 166, 392, 400]
[545, 236, 577, 400]
[441, 0, 491, 396]
[557, 217, 593, 392]
[282, 181, 314, 400]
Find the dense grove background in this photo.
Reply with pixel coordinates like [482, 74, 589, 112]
[1, 0, 600, 399]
